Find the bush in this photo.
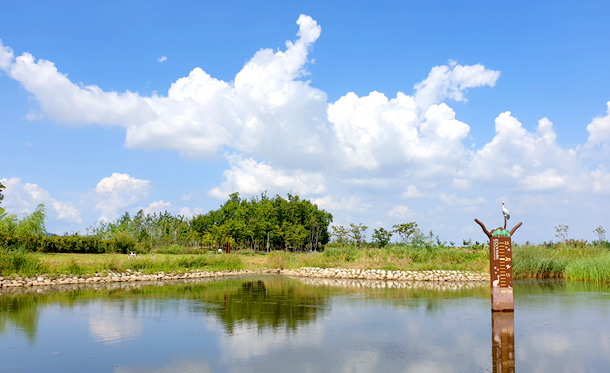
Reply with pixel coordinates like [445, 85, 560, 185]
[593, 240, 610, 249]
[112, 232, 136, 254]
[0, 233, 113, 253]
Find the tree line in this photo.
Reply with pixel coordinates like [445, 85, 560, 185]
[90, 192, 333, 252]
[330, 221, 443, 248]
[190, 192, 332, 252]
[1, 186, 333, 253]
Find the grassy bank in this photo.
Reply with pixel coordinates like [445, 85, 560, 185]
[0, 251, 245, 278]
[2, 243, 610, 282]
[513, 244, 610, 282]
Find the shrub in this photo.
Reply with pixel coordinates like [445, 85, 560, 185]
[111, 232, 137, 254]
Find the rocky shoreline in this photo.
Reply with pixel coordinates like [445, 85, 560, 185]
[0, 266, 489, 290]
[282, 267, 488, 282]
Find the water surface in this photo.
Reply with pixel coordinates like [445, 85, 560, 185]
[1, 276, 609, 372]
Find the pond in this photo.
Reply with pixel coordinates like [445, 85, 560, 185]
[1, 276, 609, 372]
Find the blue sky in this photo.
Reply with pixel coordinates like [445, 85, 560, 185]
[1, 1, 610, 243]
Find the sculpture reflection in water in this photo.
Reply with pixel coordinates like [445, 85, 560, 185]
[492, 311, 515, 373]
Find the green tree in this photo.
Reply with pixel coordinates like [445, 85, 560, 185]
[594, 225, 606, 242]
[0, 180, 5, 208]
[179, 192, 331, 252]
[555, 224, 569, 242]
[0, 181, 7, 223]
[392, 222, 418, 244]
[1, 203, 47, 237]
[349, 223, 368, 247]
[372, 227, 392, 248]
[331, 225, 349, 244]
[15, 204, 47, 237]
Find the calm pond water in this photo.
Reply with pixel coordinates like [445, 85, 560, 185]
[1, 276, 609, 372]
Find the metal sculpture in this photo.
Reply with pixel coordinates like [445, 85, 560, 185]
[475, 202, 522, 312]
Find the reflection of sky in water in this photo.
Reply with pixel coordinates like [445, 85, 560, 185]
[88, 302, 142, 344]
[202, 296, 493, 372]
[0, 279, 609, 372]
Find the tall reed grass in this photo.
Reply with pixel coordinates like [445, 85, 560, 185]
[0, 250, 49, 277]
[513, 243, 610, 282]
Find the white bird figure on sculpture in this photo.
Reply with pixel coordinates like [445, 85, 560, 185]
[502, 201, 510, 220]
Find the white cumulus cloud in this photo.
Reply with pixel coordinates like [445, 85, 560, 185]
[587, 102, 610, 145]
[94, 173, 151, 221]
[468, 113, 586, 192]
[142, 200, 172, 215]
[311, 195, 367, 213]
[0, 177, 82, 224]
[388, 205, 415, 219]
[209, 154, 326, 199]
[2, 15, 610, 242]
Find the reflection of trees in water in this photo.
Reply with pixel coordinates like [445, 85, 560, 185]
[201, 279, 329, 334]
[4, 277, 609, 342]
[0, 276, 334, 341]
[0, 295, 40, 344]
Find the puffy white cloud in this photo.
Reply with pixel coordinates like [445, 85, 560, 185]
[94, 173, 151, 221]
[402, 185, 423, 198]
[157, 56, 167, 63]
[2, 48, 154, 127]
[413, 61, 500, 110]
[439, 193, 486, 206]
[439, 193, 487, 215]
[590, 167, 610, 194]
[388, 205, 415, 219]
[52, 201, 82, 223]
[468, 113, 585, 192]
[142, 200, 172, 215]
[452, 179, 470, 190]
[587, 102, 610, 145]
[178, 207, 204, 218]
[311, 195, 367, 213]
[3, 15, 610, 243]
[0, 17, 497, 176]
[0, 40, 14, 70]
[209, 154, 326, 199]
[328, 86, 477, 171]
[0, 16, 328, 163]
[0, 177, 82, 224]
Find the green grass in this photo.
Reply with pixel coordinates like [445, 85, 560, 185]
[3, 242, 610, 283]
[512, 243, 610, 282]
[315, 245, 489, 272]
[565, 256, 610, 282]
[0, 251, 244, 277]
[512, 244, 568, 278]
[0, 250, 49, 277]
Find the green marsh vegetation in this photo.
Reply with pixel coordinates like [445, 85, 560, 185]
[513, 240, 610, 282]
[3, 239, 610, 282]
[2, 182, 610, 282]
